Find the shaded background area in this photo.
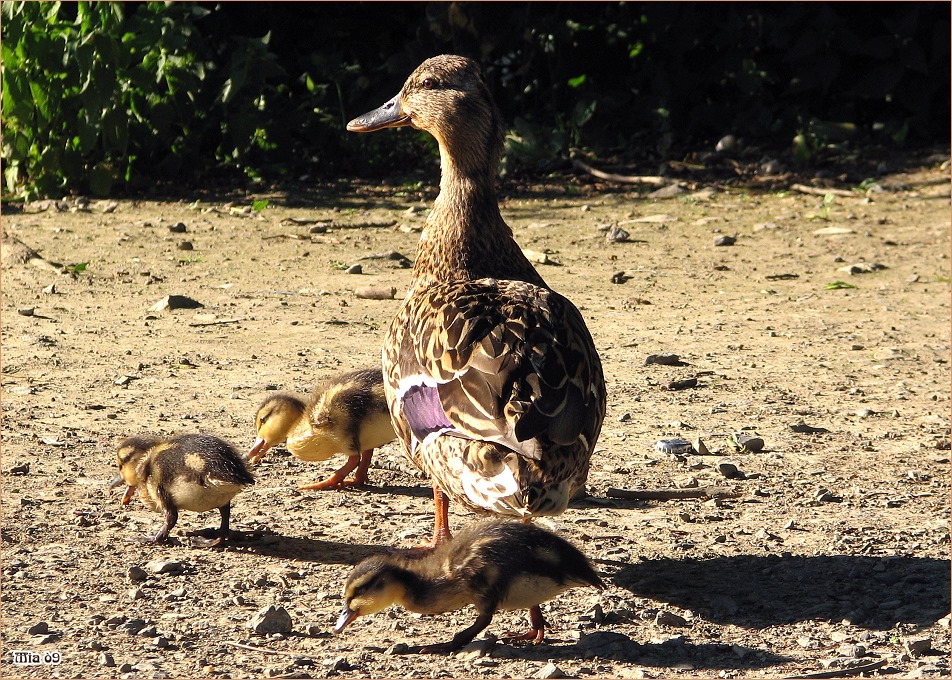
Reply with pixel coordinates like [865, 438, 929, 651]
[2, 1, 949, 197]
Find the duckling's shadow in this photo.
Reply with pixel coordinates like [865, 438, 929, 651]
[489, 631, 790, 669]
[225, 530, 386, 565]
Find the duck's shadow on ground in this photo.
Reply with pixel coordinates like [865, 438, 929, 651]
[607, 554, 949, 630]
[225, 531, 385, 564]
[489, 632, 790, 669]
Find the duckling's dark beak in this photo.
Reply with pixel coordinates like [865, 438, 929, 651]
[333, 606, 360, 633]
[108, 473, 125, 489]
[347, 92, 410, 132]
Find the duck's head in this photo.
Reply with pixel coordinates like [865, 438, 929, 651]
[113, 435, 159, 504]
[334, 556, 410, 633]
[249, 393, 306, 463]
[347, 55, 505, 176]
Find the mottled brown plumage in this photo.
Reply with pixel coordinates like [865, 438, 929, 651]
[334, 520, 603, 653]
[249, 368, 394, 490]
[348, 55, 605, 545]
[113, 433, 254, 545]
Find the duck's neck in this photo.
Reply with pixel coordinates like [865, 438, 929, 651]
[409, 144, 546, 290]
[395, 567, 471, 615]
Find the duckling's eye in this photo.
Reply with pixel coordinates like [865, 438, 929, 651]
[421, 77, 439, 90]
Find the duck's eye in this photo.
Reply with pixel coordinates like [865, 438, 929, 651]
[421, 77, 438, 90]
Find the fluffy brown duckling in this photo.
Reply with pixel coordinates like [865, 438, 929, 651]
[334, 520, 603, 654]
[348, 56, 605, 547]
[112, 433, 254, 545]
[248, 368, 395, 490]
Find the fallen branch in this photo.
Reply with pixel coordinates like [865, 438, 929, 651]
[571, 158, 668, 186]
[222, 641, 310, 658]
[790, 183, 856, 197]
[784, 658, 887, 679]
[606, 486, 740, 501]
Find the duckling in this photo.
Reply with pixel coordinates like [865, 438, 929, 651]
[112, 433, 254, 545]
[248, 368, 394, 490]
[334, 520, 603, 653]
[348, 55, 605, 546]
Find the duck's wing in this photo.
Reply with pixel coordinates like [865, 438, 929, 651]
[388, 278, 604, 465]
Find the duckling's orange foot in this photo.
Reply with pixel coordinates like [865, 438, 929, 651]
[500, 628, 545, 645]
[297, 475, 362, 491]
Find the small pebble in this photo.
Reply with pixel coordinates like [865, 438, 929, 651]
[177, 240, 194, 251]
[536, 662, 566, 679]
[644, 353, 682, 366]
[345, 264, 363, 274]
[713, 235, 737, 247]
[145, 560, 184, 574]
[248, 605, 293, 635]
[127, 565, 148, 583]
[655, 610, 688, 627]
[98, 653, 115, 667]
[732, 434, 764, 452]
[904, 637, 932, 656]
[16, 307, 35, 316]
[169, 222, 187, 233]
[27, 622, 49, 635]
[606, 225, 630, 243]
[387, 643, 410, 654]
[717, 463, 746, 480]
[118, 663, 134, 673]
[42, 283, 56, 294]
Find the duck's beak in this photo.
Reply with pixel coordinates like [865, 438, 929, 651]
[108, 473, 125, 489]
[247, 437, 271, 464]
[333, 606, 360, 633]
[347, 92, 411, 132]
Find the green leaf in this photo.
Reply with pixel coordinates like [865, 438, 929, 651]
[251, 198, 269, 212]
[567, 74, 587, 88]
[826, 281, 857, 290]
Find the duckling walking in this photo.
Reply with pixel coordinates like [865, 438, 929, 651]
[113, 434, 254, 545]
[249, 368, 394, 490]
[348, 56, 605, 546]
[335, 520, 603, 653]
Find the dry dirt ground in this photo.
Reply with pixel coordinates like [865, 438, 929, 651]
[1, 158, 950, 680]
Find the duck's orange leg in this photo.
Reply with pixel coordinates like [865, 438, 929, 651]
[501, 605, 547, 645]
[298, 454, 362, 491]
[350, 450, 374, 486]
[410, 483, 452, 551]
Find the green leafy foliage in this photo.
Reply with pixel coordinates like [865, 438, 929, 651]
[1, 2, 947, 197]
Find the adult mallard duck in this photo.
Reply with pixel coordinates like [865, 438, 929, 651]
[334, 520, 604, 653]
[111, 433, 254, 545]
[248, 368, 394, 490]
[347, 55, 605, 546]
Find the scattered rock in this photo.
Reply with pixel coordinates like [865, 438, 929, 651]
[713, 235, 737, 247]
[248, 605, 293, 635]
[345, 263, 363, 274]
[717, 462, 746, 480]
[610, 271, 632, 284]
[17, 306, 35, 316]
[169, 222, 187, 233]
[648, 184, 686, 199]
[128, 565, 149, 582]
[665, 377, 698, 391]
[692, 438, 711, 456]
[522, 249, 560, 265]
[42, 283, 56, 294]
[655, 610, 688, 627]
[535, 662, 567, 679]
[644, 353, 683, 366]
[322, 656, 350, 671]
[838, 262, 887, 275]
[354, 286, 397, 300]
[813, 226, 856, 236]
[98, 653, 115, 667]
[790, 422, 830, 434]
[731, 434, 764, 452]
[455, 638, 496, 659]
[145, 559, 185, 575]
[904, 637, 932, 656]
[177, 240, 194, 251]
[148, 295, 203, 312]
[27, 622, 49, 635]
[838, 644, 866, 658]
[606, 225, 631, 243]
[387, 643, 410, 655]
